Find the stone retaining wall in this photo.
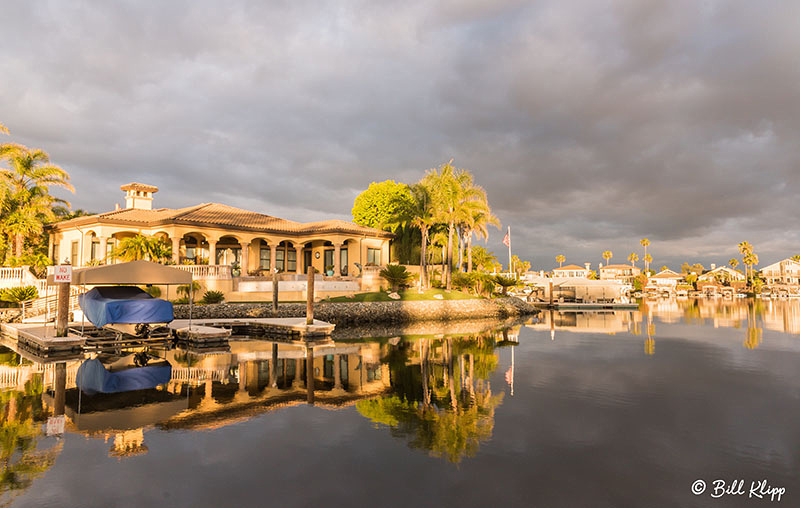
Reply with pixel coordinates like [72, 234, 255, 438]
[173, 297, 536, 326]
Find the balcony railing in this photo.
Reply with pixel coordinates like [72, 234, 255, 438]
[175, 264, 232, 280]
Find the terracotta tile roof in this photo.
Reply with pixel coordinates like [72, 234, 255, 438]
[553, 264, 586, 271]
[120, 182, 159, 192]
[49, 203, 393, 238]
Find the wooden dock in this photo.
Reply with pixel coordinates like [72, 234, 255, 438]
[0, 322, 85, 355]
[170, 317, 335, 340]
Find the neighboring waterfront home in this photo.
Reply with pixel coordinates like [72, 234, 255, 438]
[647, 269, 684, 291]
[47, 183, 392, 276]
[552, 264, 591, 279]
[760, 258, 800, 286]
[599, 264, 641, 284]
[697, 265, 745, 284]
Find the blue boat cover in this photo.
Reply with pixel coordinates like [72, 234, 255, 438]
[76, 358, 172, 395]
[79, 286, 174, 328]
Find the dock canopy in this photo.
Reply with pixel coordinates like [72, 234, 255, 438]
[47, 260, 192, 285]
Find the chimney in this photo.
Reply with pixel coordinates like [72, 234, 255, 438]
[115, 203, 120, 211]
[120, 183, 158, 210]
[584, 262, 591, 271]
[711, 263, 716, 270]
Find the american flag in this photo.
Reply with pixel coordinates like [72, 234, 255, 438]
[505, 365, 513, 385]
[502, 231, 510, 248]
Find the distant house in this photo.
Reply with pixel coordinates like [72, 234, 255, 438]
[760, 258, 800, 285]
[552, 264, 590, 279]
[648, 269, 684, 289]
[599, 264, 641, 283]
[698, 265, 745, 283]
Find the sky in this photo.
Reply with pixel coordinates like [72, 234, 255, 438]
[1, 0, 799, 271]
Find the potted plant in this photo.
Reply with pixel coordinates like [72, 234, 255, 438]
[325, 264, 335, 276]
[231, 262, 241, 277]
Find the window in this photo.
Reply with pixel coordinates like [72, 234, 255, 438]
[90, 238, 101, 261]
[367, 248, 381, 265]
[106, 240, 115, 263]
[260, 246, 271, 270]
[276, 249, 285, 272]
[52, 243, 59, 263]
[324, 355, 334, 378]
[287, 248, 297, 272]
[70, 241, 79, 266]
[340, 248, 348, 276]
[324, 249, 334, 271]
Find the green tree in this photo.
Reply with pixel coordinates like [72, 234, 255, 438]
[111, 235, 172, 263]
[644, 254, 653, 274]
[628, 252, 639, 267]
[470, 245, 499, 273]
[0, 144, 73, 259]
[729, 258, 739, 269]
[352, 180, 417, 264]
[509, 255, 530, 278]
[380, 264, 413, 291]
[462, 204, 500, 273]
[0, 122, 8, 135]
[602, 250, 613, 266]
[493, 275, 516, 295]
[791, 255, 800, 262]
[556, 254, 565, 268]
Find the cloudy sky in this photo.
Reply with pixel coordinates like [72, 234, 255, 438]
[2, 0, 798, 270]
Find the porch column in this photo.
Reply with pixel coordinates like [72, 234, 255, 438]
[270, 244, 277, 271]
[295, 245, 303, 274]
[100, 237, 109, 264]
[333, 354, 342, 390]
[334, 244, 341, 276]
[208, 240, 217, 265]
[48, 234, 55, 261]
[171, 237, 180, 263]
[241, 242, 250, 273]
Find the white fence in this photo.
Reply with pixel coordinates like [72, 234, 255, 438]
[0, 266, 39, 290]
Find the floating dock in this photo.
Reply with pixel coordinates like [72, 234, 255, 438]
[532, 302, 639, 310]
[1, 317, 335, 354]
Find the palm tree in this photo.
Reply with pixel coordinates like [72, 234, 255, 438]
[738, 241, 754, 288]
[0, 144, 73, 258]
[628, 252, 639, 267]
[425, 161, 483, 290]
[556, 254, 565, 268]
[111, 235, 172, 263]
[463, 202, 500, 273]
[791, 255, 800, 262]
[380, 264, 413, 292]
[729, 258, 739, 269]
[602, 250, 613, 266]
[0, 122, 8, 135]
[640, 238, 650, 272]
[644, 254, 652, 273]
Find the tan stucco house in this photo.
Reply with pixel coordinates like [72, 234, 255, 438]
[45, 183, 393, 299]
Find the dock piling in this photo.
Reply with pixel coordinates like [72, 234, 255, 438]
[56, 281, 70, 337]
[306, 266, 315, 325]
[272, 271, 279, 312]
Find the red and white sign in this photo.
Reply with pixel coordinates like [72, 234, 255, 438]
[53, 265, 72, 283]
[46, 415, 65, 436]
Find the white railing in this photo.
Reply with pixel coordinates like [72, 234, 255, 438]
[0, 266, 39, 289]
[21, 285, 85, 320]
[0, 362, 80, 390]
[171, 367, 228, 383]
[175, 265, 232, 280]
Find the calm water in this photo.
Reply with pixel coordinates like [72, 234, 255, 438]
[2, 298, 800, 507]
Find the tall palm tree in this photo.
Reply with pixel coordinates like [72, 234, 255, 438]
[729, 258, 739, 269]
[425, 161, 483, 290]
[463, 201, 500, 273]
[644, 254, 652, 273]
[556, 254, 565, 268]
[0, 144, 73, 258]
[409, 183, 435, 288]
[640, 238, 650, 272]
[602, 250, 613, 266]
[738, 241, 754, 288]
[628, 252, 639, 267]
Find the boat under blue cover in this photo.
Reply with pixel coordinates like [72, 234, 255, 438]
[79, 286, 174, 328]
[76, 358, 172, 395]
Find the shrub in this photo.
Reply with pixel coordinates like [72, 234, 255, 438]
[143, 285, 162, 298]
[172, 297, 189, 305]
[471, 272, 496, 297]
[0, 286, 39, 305]
[379, 264, 413, 291]
[493, 275, 517, 296]
[201, 290, 225, 304]
[451, 272, 474, 292]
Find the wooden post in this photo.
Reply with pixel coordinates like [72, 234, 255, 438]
[270, 343, 278, 388]
[549, 280, 554, 307]
[56, 281, 70, 337]
[272, 271, 279, 312]
[306, 266, 315, 325]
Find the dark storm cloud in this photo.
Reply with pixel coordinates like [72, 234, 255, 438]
[1, 0, 798, 269]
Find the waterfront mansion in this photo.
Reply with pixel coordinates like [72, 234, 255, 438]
[46, 183, 393, 278]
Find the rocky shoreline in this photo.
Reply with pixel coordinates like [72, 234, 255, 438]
[173, 297, 537, 326]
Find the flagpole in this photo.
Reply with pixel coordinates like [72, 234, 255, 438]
[507, 226, 512, 276]
[510, 344, 514, 396]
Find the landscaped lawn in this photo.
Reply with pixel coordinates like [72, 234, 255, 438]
[324, 288, 480, 302]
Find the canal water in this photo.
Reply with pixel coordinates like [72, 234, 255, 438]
[1, 298, 799, 507]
